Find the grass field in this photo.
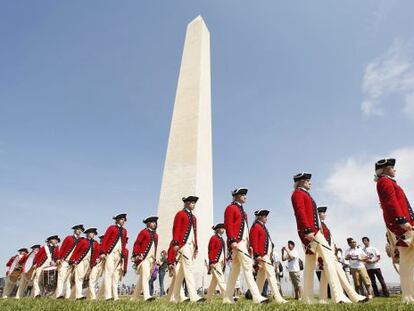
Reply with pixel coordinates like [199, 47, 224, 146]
[0, 296, 412, 311]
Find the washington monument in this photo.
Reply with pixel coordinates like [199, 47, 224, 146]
[156, 16, 213, 286]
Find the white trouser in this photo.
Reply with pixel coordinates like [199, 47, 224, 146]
[165, 262, 187, 302]
[398, 231, 414, 303]
[2, 276, 16, 298]
[224, 240, 267, 304]
[132, 257, 154, 301]
[15, 271, 32, 298]
[303, 232, 350, 304]
[55, 261, 73, 298]
[103, 249, 122, 300]
[88, 261, 104, 300]
[256, 254, 287, 303]
[171, 243, 201, 302]
[74, 259, 90, 299]
[205, 262, 226, 300]
[32, 262, 48, 297]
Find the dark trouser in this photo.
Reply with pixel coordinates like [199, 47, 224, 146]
[316, 271, 331, 299]
[159, 270, 166, 296]
[262, 280, 269, 297]
[149, 278, 155, 296]
[367, 268, 389, 297]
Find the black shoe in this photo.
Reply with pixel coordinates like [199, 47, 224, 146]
[35, 295, 41, 299]
[233, 296, 239, 302]
[56, 296, 64, 299]
[146, 297, 156, 302]
[260, 298, 270, 304]
[77, 297, 86, 300]
[196, 298, 206, 303]
[106, 298, 114, 301]
[358, 297, 370, 303]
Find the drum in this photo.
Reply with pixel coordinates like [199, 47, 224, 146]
[8, 256, 23, 282]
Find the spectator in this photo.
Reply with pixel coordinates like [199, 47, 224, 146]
[345, 238, 373, 299]
[362, 237, 390, 297]
[149, 264, 158, 297]
[157, 250, 168, 296]
[282, 241, 303, 300]
[272, 250, 284, 296]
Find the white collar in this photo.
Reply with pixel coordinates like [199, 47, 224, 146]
[381, 174, 396, 181]
[298, 187, 309, 193]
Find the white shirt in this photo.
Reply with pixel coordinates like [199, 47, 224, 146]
[345, 246, 366, 269]
[363, 246, 381, 270]
[287, 249, 300, 272]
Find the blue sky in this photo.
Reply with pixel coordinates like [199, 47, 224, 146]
[1, 1, 414, 283]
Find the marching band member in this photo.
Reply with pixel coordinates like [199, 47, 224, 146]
[170, 196, 204, 303]
[88, 235, 103, 300]
[375, 158, 414, 303]
[223, 188, 268, 304]
[2, 248, 29, 298]
[55, 224, 84, 299]
[250, 210, 287, 303]
[291, 173, 366, 304]
[15, 245, 41, 299]
[68, 228, 99, 300]
[316, 207, 367, 303]
[131, 216, 159, 302]
[205, 223, 227, 301]
[100, 213, 128, 300]
[32, 235, 60, 298]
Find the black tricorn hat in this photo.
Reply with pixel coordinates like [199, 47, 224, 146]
[113, 213, 127, 220]
[317, 206, 327, 213]
[84, 227, 98, 235]
[293, 172, 312, 182]
[46, 235, 59, 242]
[31, 244, 41, 249]
[18, 248, 29, 253]
[72, 224, 85, 232]
[143, 216, 159, 224]
[232, 188, 248, 196]
[375, 158, 396, 170]
[254, 209, 270, 217]
[182, 196, 199, 203]
[212, 223, 225, 230]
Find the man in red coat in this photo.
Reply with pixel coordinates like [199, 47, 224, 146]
[165, 241, 188, 302]
[33, 235, 60, 297]
[205, 223, 227, 300]
[170, 196, 204, 303]
[2, 248, 29, 298]
[100, 213, 128, 300]
[291, 173, 351, 304]
[375, 158, 414, 302]
[55, 224, 84, 299]
[68, 228, 99, 299]
[15, 244, 41, 299]
[88, 235, 103, 300]
[223, 188, 268, 304]
[250, 210, 287, 303]
[131, 216, 158, 302]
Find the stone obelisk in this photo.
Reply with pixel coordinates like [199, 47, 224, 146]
[157, 16, 213, 287]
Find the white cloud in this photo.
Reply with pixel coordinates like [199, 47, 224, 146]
[320, 147, 414, 283]
[362, 39, 414, 120]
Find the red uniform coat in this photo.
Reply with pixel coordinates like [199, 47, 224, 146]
[224, 202, 249, 246]
[122, 248, 129, 274]
[377, 176, 414, 246]
[172, 209, 198, 250]
[249, 221, 273, 258]
[58, 235, 81, 260]
[18, 253, 33, 273]
[132, 228, 158, 264]
[321, 222, 332, 246]
[167, 242, 176, 265]
[68, 238, 100, 266]
[91, 243, 101, 268]
[291, 188, 320, 253]
[5, 255, 18, 276]
[208, 234, 226, 265]
[34, 245, 59, 268]
[100, 225, 128, 255]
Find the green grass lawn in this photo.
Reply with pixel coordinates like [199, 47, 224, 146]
[0, 296, 411, 311]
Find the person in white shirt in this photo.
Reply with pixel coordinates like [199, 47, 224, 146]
[281, 241, 302, 300]
[362, 237, 390, 297]
[344, 238, 373, 299]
